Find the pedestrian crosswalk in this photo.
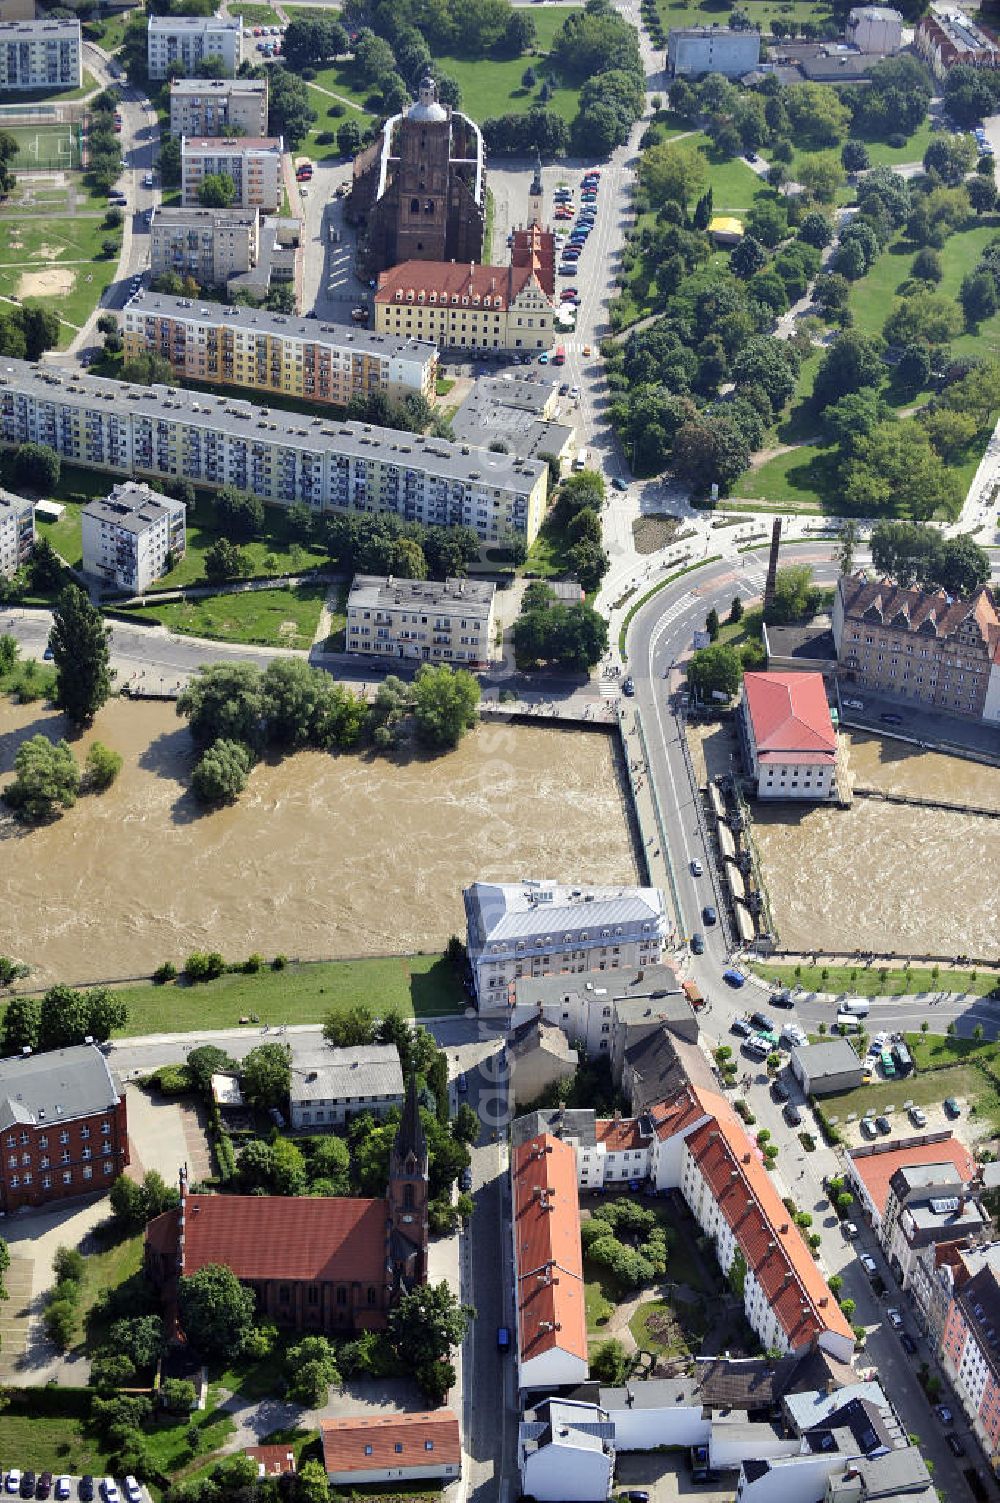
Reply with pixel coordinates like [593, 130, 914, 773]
[598, 676, 620, 698]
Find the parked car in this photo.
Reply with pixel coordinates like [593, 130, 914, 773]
[843, 698, 864, 710]
[722, 969, 747, 988]
[691, 932, 705, 955]
[886, 1307, 904, 1331]
[880, 713, 903, 725]
[612, 476, 628, 491]
[783, 1102, 802, 1126]
[78, 1481, 94, 1503]
[54, 1484, 70, 1502]
[624, 1492, 650, 1502]
[860, 1252, 878, 1276]
[6, 1475, 21, 1496]
[936, 1405, 954, 1425]
[770, 990, 793, 1008]
[945, 1096, 961, 1118]
[21, 1475, 35, 1499]
[731, 1018, 752, 1038]
[459, 1167, 473, 1192]
[37, 1475, 53, 1500]
[947, 1434, 966, 1456]
[875, 1115, 891, 1135]
[771, 1077, 789, 1102]
[900, 1332, 917, 1355]
[860, 1117, 877, 1139]
[909, 1106, 927, 1128]
[843, 1221, 859, 1238]
[622, 676, 635, 696]
[702, 905, 717, 925]
[750, 1012, 773, 1032]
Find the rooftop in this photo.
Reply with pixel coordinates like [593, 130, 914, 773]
[839, 573, 999, 648]
[151, 206, 259, 229]
[289, 1044, 403, 1104]
[849, 4, 903, 16]
[0, 487, 33, 517]
[466, 880, 665, 948]
[849, 1136, 974, 1217]
[512, 1133, 588, 1367]
[375, 257, 542, 311]
[125, 291, 437, 368]
[510, 1108, 598, 1150]
[321, 1411, 460, 1475]
[784, 1381, 889, 1434]
[347, 573, 495, 620]
[764, 623, 837, 666]
[789, 1038, 864, 1078]
[170, 77, 266, 94]
[149, 12, 241, 29]
[181, 137, 282, 154]
[507, 1016, 576, 1065]
[243, 1447, 295, 1478]
[512, 963, 682, 1016]
[0, 16, 79, 34]
[0, 1044, 121, 1133]
[624, 1026, 715, 1112]
[743, 671, 837, 759]
[83, 480, 181, 535]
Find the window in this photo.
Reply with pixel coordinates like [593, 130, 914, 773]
[59, 1131, 69, 1145]
[4, 1136, 12, 1149]
[63, 1170, 72, 1185]
[307, 1285, 319, 1306]
[364, 1446, 373, 1457]
[80, 1126, 90, 1140]
[42, 1175, 51, 1189]
[38, 1135, 47, 1148]
[337, 1286, 347, 1306]
[103, 1161, 112, 1174]
[82, 1166, 92, 1181]
[9, 1174, 18, 1188]
[367, 1287, 377, 1306]
[425, 1441, 434, 1452]
[394, 1444, 403, 1454]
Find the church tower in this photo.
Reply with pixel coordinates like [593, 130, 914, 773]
[387, 1075, 429, 1292]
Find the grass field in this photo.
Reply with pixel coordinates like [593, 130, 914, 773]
[118, 580, 329, 650]
[0, 1398, 111, 1479]
[753, 960, 997, 998]
[0, 213, 112, 266]
[71, 1232, 144, 1348]
[0, 954, 468, 1036]
[864, 118, 936, 168]
[230, 2, 283, 23]
[657, 0, 836, 35]
[735, 445, 830, 509]
[7, 120, 82, 170]
[436, 8, 583, 124]
[0, 209, 119, 346]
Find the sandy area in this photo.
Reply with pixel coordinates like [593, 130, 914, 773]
[17, 266, 74, 298]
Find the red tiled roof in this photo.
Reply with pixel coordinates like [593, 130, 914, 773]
[849, 1137, 974, 1217]
[649, 1084, 714, 1141]
[743, 672, 836, 757]
[839, 574, 999, 647]
[596, 1118, 647, 1152]
[512, 223, 556, 299]
[321, 1411, 460, 1475]
[375, 259, 535, 311]
[178, 1193, 388, 1283]
[512, 1134, 588, 1365]
[245, 1447, 296, 1477]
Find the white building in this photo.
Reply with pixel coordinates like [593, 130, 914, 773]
[181, 137, 283, 212]
[667, 24, 760, 76]
[147, 12, 243, 80]
[739, 671, 837, 801]
[288, 1045, 404, 1130]
[321, 1412, 460, 1486]
[845, 5, 903, 52]
[168, 77, 268, 140]
[80, 481, 185, 594]
[509, 964, 692, 1061]
[464, 880, 668, 1010]
[511, 1133, 589, 1391]
[346, 574, 497, 668]
[519, 1399, 615, 1503]
[0, 17, 81, 90]
[0, 488, 34, 578]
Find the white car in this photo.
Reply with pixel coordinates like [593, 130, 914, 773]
[860, 1252, 878, 1276]
[123, 1479, 141, 1503]
[886, 1307, 904, 1331]
[101, 1482, 119, 1503]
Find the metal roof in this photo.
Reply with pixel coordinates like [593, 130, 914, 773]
[289, 1044, 403, 1104]
[467, 881, 665, 945]
[347, 573, 495, 620]
[0, 1044, 120, 1132]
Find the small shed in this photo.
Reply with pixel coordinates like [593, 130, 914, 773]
[709, 215, 744, 246]
[790, 1037, 864, 1097]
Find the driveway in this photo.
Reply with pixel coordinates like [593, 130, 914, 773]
[615, 1451, 735, 1503]
[125, 1084, 211, 1184]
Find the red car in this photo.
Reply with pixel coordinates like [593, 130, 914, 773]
[560, 287, 578, 299]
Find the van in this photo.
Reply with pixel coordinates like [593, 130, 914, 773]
[839, 997, 871, 1018]
[743, 1038, 768, 1060]
[573, 448, 588, 472]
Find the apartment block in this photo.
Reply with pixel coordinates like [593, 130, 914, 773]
[833, 573, 1000, 722]
[0, 360, 548, 545]
[181, 136, 282, 211]
[0, 1044, 129, 1213]
[0, 16, 80, 90]
[941, 1261, 1000, 1462]
[0, 487, 34, 578]
[375, 252, 556, 353]
[122, 292, 436, 405]
[147, 12, 243, 80]
[151, 206, 260, 287]
[345, 574, 496, 667]
[915, 8, 999, 75]
[169, 77, 268, 140]
[464, 880, 667, 1009]
[288, 1045, 404, 1131]
[81, 480, 186, 594]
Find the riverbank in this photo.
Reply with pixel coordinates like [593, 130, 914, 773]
[750, 960, 999, 999]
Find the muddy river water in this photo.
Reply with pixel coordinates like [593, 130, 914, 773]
[0, 699, 637, 987]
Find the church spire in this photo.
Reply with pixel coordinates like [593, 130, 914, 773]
[395, 1073, 426, 1168]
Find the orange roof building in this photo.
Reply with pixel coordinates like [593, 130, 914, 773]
[321, 1411, 461, 1485]
[244, 1447, 296, 1478]
[740, 671, 837, 801]
[846, 1136, 975, 1227]
[512, 1133, 589, 1391]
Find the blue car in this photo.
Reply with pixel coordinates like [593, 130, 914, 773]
[723, 968, 747, 988]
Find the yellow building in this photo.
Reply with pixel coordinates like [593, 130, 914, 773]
[375, 252, 556, 353]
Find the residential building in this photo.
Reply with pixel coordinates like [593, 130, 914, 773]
[244, 1447, 295, 1479]
[349, 77, 485, 278]
[845, 1135, 975, 1238]
[0, 487, 34, 578]
[451, 371, 576, 471]
[168, 77, 267, 140]
[146, 1078, 428, 1333]
[915, 9, 999, 75]
[321, 1412, 460, 1487]
[519, 1399, 615, 1502]
[374, 253, 556, 353]
[465, 880, 668, 1010]
[845, 5, 903, 51]
[81, 480, 186, 594]
[619, 1023, 715, 1115]
[509, 963, 691, 1061]
[181, 137, 282, 212]
[345, 574, 496, 668]
[911, 1239, 1000, 1347]
[506, 1016, 577, 1107]
[288, 1044, 404, 1130]
[941, 1262, 1000, 1464]
[0, 17, 80, 90]
[149, 207, 302, 304]
[511, 1132, 588, 1390]
[0, 1044, 129, 1213]
[0, 360, 548, 546]
[147, 13, 243, 80]
[833, 572, 1000, 722]
[667, 24, 761, 76]
[739, 671, 837, 800]
[880, 1161, 984, 1287]
[122, 293, 437, 406]
[789, 1038, 864, 1097]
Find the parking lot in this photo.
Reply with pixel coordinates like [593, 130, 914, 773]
[0, 1479, 151, 1503]
[613, 1452, 735, 1503]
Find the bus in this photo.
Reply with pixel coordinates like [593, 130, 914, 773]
[552, 344, 566, 365]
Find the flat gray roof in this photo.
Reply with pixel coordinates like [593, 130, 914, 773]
[290, 1045, 403, 1104]
[789, 1038, 863, 1077]
[0, 17, 79, 35]
[151, 206, 258, 229]
[511, 1108, 597, 1149]
[170, 77, 265, 94]
[126, 291, 437, 368]
[83, 480, 179, 535]
[0, 486, 33, 518]
[149, 13, 241, 28]
[0, 1044, 120, 1131]
[182, 137, 281, 153]
[0, 358, 546, 496]
[347, 573, 494, 619]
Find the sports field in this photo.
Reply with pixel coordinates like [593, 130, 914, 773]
[7, 122, 82, 171]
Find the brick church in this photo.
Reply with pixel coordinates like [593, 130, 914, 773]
[347, 76, 486, 279]
[145, 1077, 429, 1338]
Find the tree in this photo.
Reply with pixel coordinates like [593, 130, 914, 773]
[388, 1281, 473, 1400]
[730, 234, 767, 281]
[12, 441, 59, 493]
[283, 14, 347, 70]
[637, 139, 706, 208]
[110, 1170, 179, 1230]
[961, 270, 998, 327]
[841, 139, 870, 174]
[353, 30, 397, 83]
[296, 1459, 332, 1503]
[798, 211, 832, 249]
[214, 486, 264, 542]
[968, 174, 997, 215]
[798, 151, 845, 203]
[883, 292, 961, 347]
[178, 662, 265, 747]
[191, 738, 253, 804]
[323, 1003, 376, 1047]
[121, 352, 175, 387]
[686, 644, 742, 699]
[337, 118, 363, 157]
[84, 742, 122, 792]
[783, 82, 850, 148]
[286, 1335, 340, 1405]
[0, 994, 40, 1056]
[411, 663, 480, 748]
[731, 337, 798, 413]
[843, 423, 962, 522]
[310, 1134, 351, 1194]
[261, 658, 367, 750]
[836, 519, 859, 577]
[813, 331, 885, 411]
[705, 607, 720, 642]
[186, 1044, 237, 1098]
[240, 1042, 291, 1109]
[591, 1338, 630, 1384]
[512, 592, 608, 671]
[49, 585, 112, 727]
[203, 536, 248, 584]
[936, 534, 990, 596]
[4, 735, 79, 821]
[178, 1263, 256, 1357]
[766, 565, 820, 624]
[198, 172, 236, 208]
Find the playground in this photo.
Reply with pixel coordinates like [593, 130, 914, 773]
[6, 121, 83, 172]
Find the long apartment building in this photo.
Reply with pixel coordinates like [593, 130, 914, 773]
[0, 360, 547, 545]
[181, 137, 283, 212]
[345, 574, 497, 668]
[464, 880, 668, 1010]
[0, 487, 34, 578]
[121, 292, 437, 405]
[0, 17, 81, 90]
[169, 77, 268, 139]
[941, 1258, 1000, 1463]
[832, 572, 1000, 723]
[147, 12, 243, 80]
[81, 480, 186, 594]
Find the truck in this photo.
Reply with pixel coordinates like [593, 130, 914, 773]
[838, 997, 871, 1018]
[682, 980, 705, 1010]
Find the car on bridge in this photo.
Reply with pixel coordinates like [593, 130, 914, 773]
[690, 859, 703, 876]
[691, 933, 705, 955]
[702, 904, 717, 925]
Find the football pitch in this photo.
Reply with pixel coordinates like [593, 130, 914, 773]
[7, 122, 82, 171]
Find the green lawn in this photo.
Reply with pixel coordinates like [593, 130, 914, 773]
[6, 953, 468, 1038]
[823, 1060, 990, 1119]
[0, 1395, 111, 1478]
[229, 2, 283, 23]
[434, 11, 583, 125]
[658, 0, 836, 34]
[118, 581, 328, 650]
[753, 960, 997, 998]
[143, 1390, 237, 1476]
[72, 1232, 145, 1348]
[585, 1271, 616, 1332]
[524, 514, 573, 578]
[734, 445, 830, 509]
[0, 256, 119, 346]
[0, 213, 111, 267]
[864, 117, 936, 168]
[84, 14, 132, 52]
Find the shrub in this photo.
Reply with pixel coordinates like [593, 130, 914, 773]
[153, 961, 177, 984]
[160, 1378, 196, 1413]
[44, 1298, 77, 1349]
[53, 1246, 85, 1283]
[151, 1064, 194, 1095]
[184, 950, 226, 982]
[84, 741, 123, 791]
[242, 953, 265, 974]
[315, 130, 335, 145]
[271, 954, 287, 970]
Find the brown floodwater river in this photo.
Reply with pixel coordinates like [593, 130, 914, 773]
[0, 699, 638, 987]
